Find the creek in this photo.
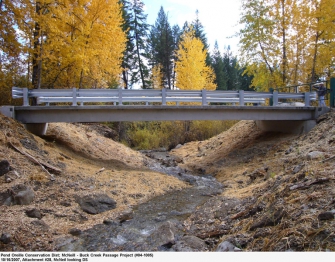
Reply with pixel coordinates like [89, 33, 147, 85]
[60, 150, 224, 251]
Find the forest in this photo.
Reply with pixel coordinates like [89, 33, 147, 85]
[2, 0, 334, 101]
[1, 0, 335, 148]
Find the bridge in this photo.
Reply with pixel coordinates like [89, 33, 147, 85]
[0, 86, 331, 136]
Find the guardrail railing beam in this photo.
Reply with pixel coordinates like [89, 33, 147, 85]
[11, 87, 318, 107]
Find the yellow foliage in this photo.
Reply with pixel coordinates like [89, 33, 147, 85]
[240, 0, 335, 89]
[175, 29, 216, 91]
[151, 64, 164, 89]
[36, 0, 126, 88]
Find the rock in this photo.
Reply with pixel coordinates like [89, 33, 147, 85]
[60, 200, 71, 207]
[173, 156, 183, 163]
[175, 144, 183, 149]
[0, 160, 11, 176]
[116, 210, 133, 223]
[103, 219, 120, 226]
[292, 164, 304, 174]
[13, 185, 35, 205]
[318, 212, 334, 221]
[75, 194, 116, 215]
[216, 241, 241, 252]
[148, 221, 176, 248]
[0, 233, 11, 244]
[173, 235, 208, 252]
[54, 237, 75, 251]
[69, 228, 82, 236]
[31, 220, 50, 231]
[307, 151, 324, 160]
[25, 208, 43, 219]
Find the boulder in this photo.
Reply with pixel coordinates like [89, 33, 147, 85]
[25, 208, 43, 219]
[173, 235, 208, 252]
[0, 160, 11, 176]
[216, 241, 241, 252]
[13, 185, 35, 205]
[75, 194, 116, 215]
[307, 151, 324, 160]
[148, 221, 176, 248]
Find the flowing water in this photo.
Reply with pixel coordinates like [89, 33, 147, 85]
[60, 150, 223, 251]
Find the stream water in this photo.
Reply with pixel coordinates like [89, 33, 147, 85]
[60, 150, 223, 251]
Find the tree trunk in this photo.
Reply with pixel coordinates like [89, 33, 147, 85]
[32, 1, 41, 91]
[134, 16, 146, 89]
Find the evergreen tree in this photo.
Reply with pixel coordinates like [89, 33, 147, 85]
[120, 0, 135, 89]
[132, 0, 150, 89]
[223, 46, 239, 90]
[171, 24, 182, 89]
[120, 0, 149, 89]
[148, 6, 175, 89]
[211, 42, 227, 90]
[191, 10, 211, 66]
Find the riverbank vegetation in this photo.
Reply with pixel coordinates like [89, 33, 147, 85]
[107, 120, 238, 150]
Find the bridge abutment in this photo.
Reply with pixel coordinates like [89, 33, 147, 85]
[255, 120, 316, 134]
[24, 123, 48, 136]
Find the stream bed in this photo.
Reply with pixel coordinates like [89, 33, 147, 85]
[60, 150, 224, 251]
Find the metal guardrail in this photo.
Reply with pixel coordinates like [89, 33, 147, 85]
[12, 87, 317, 107]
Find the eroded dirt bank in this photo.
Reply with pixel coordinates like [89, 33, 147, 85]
[1, 111, 335, 251]
[171, 113, 335, 251]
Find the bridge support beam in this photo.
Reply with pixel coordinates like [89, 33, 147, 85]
[255, 120, 316, 134]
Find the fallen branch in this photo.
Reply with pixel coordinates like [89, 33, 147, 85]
[96, 167, 105, 174]
[8, 142, 61, 180]
[289, 177, 330, 190]
[321, 155, 335, 163]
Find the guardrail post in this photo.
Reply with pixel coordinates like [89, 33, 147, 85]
[239, 90, 244, 106]
[162, 88, 166, 105]
[23, 88, 29, 106]
[269, 88, 273, 106]
[304, 92, 311, 107]
[202, 89, 207, 105]
[273, 91, 278, 106]
[118, 88, 123, 105]
[72, 88, 77, 106]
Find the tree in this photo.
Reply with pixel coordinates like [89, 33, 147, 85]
[211, 42, 227, 90]
[120, 0, 149, 89]
[0, 0, 32, 105]
[175, 28, 216, 90]
[150, 63, 163, 89]
[191, 10, 211, 66]
[28, 0, 126, 89]
[148, 6, 175, 89]
[239, 0, 335, 90]
[239, 0, 281, 90]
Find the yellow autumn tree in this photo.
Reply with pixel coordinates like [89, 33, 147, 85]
[175, 28, 216, 90]
[35, 0, 126, 88]
[151, 64, 164, 89]
[239, 0, 335, 90]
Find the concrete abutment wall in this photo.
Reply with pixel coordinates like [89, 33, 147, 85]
[255, 120, 316, 134]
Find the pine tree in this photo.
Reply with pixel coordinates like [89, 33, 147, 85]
[120, 0, 149, 89]
[132, 0, 149, 88]
[211, 42, 227, 90]
[120, 0, 135, 89]
[148, 6, 174, 89]
[191, 10, 211, 66]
